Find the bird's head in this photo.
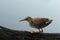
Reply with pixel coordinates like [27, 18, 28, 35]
[20, 16, 32, 22]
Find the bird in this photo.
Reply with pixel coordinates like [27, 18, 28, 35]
[19, 16, 53, 32]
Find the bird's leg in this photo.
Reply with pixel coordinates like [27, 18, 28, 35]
[39, 29, 41, 32]
[41, 28, 43, 32]
[39, 28, 43, 32]
[38, 29, 41, 32]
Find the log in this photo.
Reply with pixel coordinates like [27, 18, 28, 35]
[0, 26, 60, 40]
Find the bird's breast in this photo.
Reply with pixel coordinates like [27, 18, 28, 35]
[29, 21, 34, 26]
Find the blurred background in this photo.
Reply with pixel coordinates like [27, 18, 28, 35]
[0, 0, 60, 33]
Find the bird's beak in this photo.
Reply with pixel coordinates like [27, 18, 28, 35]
[19, 19, 26, 22]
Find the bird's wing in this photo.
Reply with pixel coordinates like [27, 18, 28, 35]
[41, 18, 49, 22]
[32, 18, 44, 24]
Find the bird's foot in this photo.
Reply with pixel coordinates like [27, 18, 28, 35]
[39, 30, 43, 33]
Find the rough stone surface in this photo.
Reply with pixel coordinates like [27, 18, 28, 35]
[0, 26, 60, 40]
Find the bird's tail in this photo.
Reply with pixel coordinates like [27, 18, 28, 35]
[44, 20, 53, 27]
